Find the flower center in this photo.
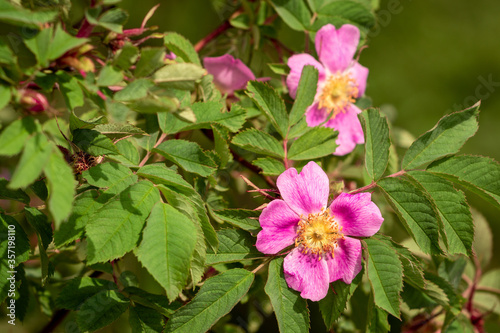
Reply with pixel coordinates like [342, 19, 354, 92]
[295, 209, 344, 258]
[318, 72, 359, 117]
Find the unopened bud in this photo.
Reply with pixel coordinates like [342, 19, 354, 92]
[20, 89, 48, 113]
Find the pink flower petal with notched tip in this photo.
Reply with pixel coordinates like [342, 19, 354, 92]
[286, 53, 325, 99]
[256, 200, 300, 254]
[283, 248, 330, 301]
[276, 161, 329, 216]
[325, 236, 363, 284]
[325, 104, 364, 156]
[203, 54, 256, 94]
[315, 24, 360, 73]
[330, 192, 384, 238]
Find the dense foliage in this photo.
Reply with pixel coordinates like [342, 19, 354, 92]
[0, 0, 499, 332]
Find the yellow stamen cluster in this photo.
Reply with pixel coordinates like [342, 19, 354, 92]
[295, 209, 344, 260]
[318, 72, 359, 118]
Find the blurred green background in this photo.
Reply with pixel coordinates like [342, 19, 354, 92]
[117, 0, 500, 262]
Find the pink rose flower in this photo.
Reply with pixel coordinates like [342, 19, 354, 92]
[287, 24, 368, 156]
[204, 54, 264, 95]
[256, 161, 384, 301]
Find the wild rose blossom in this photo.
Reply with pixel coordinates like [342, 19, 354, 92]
[204, 54, 267, 95]
[256, 162, 384, 301]
[287, 24, 368, 156]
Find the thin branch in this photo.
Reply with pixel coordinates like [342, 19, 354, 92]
[137, 132, 168, 168]
[348, 170, 407, 194]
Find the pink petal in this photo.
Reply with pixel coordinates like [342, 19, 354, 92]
[256, 200, 300, 254]
[346, 62, 369, 97]
[203, 54, 256, 94]
[326, 236, 362, 284]
[305, 102, 329, 127]
[283, 248, 330, 301]
[329, 192, 384, 237]
[315, 24, 360, 73]
[276, 161, 329, 216]
[286, 53, 325, 99]
[325, 104, 364, 156]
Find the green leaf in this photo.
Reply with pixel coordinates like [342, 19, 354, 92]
[287, 127, 338, 160]
[377, 236, 425, 289]
[312, 1, 376, 32]
[206, 229, 262, 265]
[367, 305, 390, 333]
[135, 203, 197, 301]
[153, 140, 217, 177]
[72, 129, 120, 156]
[109, 139, 140, 166]
[24, 25, 88, 68]
[129, 304, 164, 333]
[125, 286, 179, 318]
[93, 123, 147, 139]
[24, 207, 52, 284]
[377, 177, 442, 255]
[402, 104, 480, 170]
[270, 0, 312, 31]
[289, 65, 318, 126]
[164, 269, 254, 332]
[113, 42, 139, 70]
[97, 65, 124, 87]
[114, 79, 154, 101]
[54, 190, 102, 247]
[471, 208, 493, 268]
[9, 133, 52, 189]
[44, 149, 76, 227]
[445, 314, 475, 333]
[319, 268, 363, 329]
[83, 162, 138, 197]
[191, 101, 246, 132]
[407, 171, 473, 255]
[86, 7, 129, 33]
[359, 108, 391, 180]
[232, 129, 285, 158]
[265, 257, 309, 333]
[56, 277, 117, 310]
[153, 63, 206, 84]
[128, 95, 179, 114]
[69, 111, 105, 132]
[135, 47, 166, 78]
[164, 32, 201, 65]
[268, 63, 289, 76]
[0, 178, 30, 204]
[246, 81, 289, 138]
[0, 117, 37, 156]
[157, 184, 219, 255]
[427, 155, 500, 210]
[364, 238, 403, 318]
[77, 289, 130, 332]
[0, 0, 57, 27]
[86, 181, 160, 264]
[252, 157, 285, 176]
[0, 216, 29, 265]
[160, 101, 246, 134]
[56, 71, 85, 110]
[137, 164, 196, 197]
[0, 84, 10, 110]
[213, 125, 232, 168]
[211, 209, 261, 233]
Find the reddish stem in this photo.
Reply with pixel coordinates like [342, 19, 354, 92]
[194, 21, 232, 52]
